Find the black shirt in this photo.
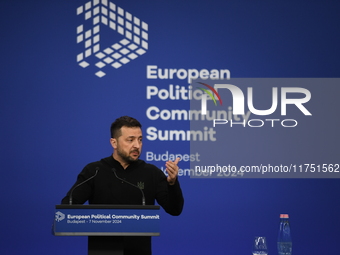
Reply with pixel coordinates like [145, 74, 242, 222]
[61, 156, 184, 254]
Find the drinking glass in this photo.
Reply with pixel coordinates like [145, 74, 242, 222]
[252, 236, 268, 255]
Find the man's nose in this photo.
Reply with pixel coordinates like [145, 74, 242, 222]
[133, 140, 141, 148]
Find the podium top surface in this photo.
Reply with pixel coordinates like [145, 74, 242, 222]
[56, 204, 160, 210]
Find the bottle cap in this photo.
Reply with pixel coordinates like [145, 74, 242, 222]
[280, 214, 289, 218]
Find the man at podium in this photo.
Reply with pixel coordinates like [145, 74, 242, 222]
[61, 116, 184, 255]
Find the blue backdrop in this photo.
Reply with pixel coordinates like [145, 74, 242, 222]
[1, 0, 340, 254]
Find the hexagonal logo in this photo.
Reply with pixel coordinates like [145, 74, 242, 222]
[55, 211, 65, 222]
[76, 0, 148, 78]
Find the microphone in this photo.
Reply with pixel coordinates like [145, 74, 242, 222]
[69, 167, 99, 205]
[112, 168, 145, 206]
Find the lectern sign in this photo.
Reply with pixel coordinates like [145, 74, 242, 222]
[53, 205, 160, 236]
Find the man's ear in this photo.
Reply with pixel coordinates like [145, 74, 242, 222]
[110, 138, 117, 149]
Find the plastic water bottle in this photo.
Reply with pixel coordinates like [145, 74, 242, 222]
[277, 214, 292, 255]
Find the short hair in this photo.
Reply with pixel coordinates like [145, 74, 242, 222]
[110, 116, 142, 138]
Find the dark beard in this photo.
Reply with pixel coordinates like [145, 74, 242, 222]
[117, 147, 139, 163]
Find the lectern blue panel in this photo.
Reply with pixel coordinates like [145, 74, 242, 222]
[54, 205, 160, 236]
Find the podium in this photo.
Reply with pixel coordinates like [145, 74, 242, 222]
[53, 204, 160, 255]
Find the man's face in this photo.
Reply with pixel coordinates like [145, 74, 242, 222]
[111, 126, 142, 164]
